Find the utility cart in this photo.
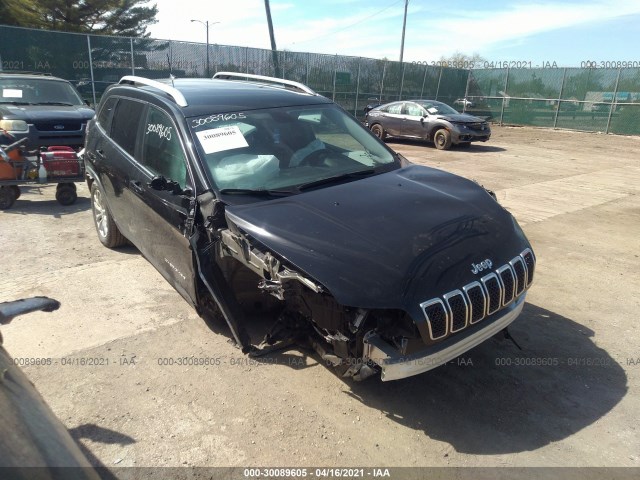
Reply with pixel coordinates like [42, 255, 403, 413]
[0, 130, 83, 210]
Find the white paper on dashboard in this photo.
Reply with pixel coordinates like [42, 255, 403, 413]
[196, 125, 249, 154]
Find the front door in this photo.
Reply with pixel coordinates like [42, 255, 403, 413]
[126, 105, 198, 306]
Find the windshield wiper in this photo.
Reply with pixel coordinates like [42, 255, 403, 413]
[218, 188, 295, 196]
[35, 101, 75, 106]
[0, 101, 35, 105]
[296, 168, 377, 191]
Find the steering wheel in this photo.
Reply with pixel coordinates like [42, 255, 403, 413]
[298, 148, 330, 167]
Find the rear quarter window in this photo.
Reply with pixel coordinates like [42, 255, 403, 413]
[110, 98, 144, 156]
[96, 97, 117, 131]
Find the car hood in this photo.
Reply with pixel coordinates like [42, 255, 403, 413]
[436, 113, 485, 123]
[0, 105, 95, 122]
[224, 165, 530, 317]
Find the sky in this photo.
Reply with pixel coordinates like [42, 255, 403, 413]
[147, 0, 640, 67]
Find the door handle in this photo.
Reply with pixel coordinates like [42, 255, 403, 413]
[129, 180, 145, 194]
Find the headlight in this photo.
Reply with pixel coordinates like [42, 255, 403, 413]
[0, 119, 29, 132]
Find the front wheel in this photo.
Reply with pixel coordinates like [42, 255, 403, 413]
[90, 183, 127, 248]
[434, 128, 452, 150]
[370, 124, 387, 140]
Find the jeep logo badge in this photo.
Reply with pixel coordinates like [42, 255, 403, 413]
[471, 259, 493, 274]
[53, 124, 65, 130]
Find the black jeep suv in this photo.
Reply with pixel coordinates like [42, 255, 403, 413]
[0, 72, 94, 149]
[84, 73, 535, 381]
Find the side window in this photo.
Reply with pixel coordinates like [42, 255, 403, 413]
[96, 97, 117, 131]
[111, 99, 144, 156]
[141, 106, 187, 188]
[404, 103, 423, 117]
[388, 103, 403, 114]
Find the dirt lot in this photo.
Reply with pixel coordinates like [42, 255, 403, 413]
[1, 126, 639, 473]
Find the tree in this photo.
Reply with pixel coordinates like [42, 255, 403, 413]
[0, 0, 158, 37]
[439, 51, 486, 69]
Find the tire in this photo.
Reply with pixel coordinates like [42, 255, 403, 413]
[90, 183, 127, 248]
[11, 185, 20, 200]
[434, 128, 452, 150]
[371, 124, 387, 140]
[0, 186, 16, 210]
[55, 184, 77, 206]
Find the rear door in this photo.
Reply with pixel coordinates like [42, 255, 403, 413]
[381, 102, 405, 136]
[90, 97, 145, 241]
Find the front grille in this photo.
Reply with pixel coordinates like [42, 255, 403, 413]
[34, 121, 82, 132]
[468, 122, 487, 131]
[420, 249, 535, 341]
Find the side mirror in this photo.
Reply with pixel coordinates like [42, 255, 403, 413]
[148, 175, 168, 191]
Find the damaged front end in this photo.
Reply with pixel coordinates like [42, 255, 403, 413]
[192, 203, 535, 382]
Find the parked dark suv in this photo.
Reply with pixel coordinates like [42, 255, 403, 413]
[0, 72, 94, 149]
[84, 73, 535, 381]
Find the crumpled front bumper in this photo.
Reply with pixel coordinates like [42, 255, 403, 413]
[451, 127, 491, 143]
[363, 294, 526, 381]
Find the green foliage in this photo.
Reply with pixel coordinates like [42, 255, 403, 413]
[0, 0, 158, 37]
[610, 104, 640, 135]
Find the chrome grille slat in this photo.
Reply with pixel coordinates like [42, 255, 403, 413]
[444, 290, 468, 333]
[522, 248, 535, 286]
[481, 272, 502, 315]
[420, 299, 449, 340]
[463, 281, 486, 324]
[497, 264, 515, 306]
[510, 256, 527, 296]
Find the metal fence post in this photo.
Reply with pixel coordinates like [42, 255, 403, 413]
[435, 66, 443, 100]
[606, 68, 621, 134]
[420, 64, 428, 98]
[282, 50, 286, 78]
[399, 62, 405, 100]
[354, 59, 361, 117]
[129, 37, 135, 75]
[462, 69, 471, 112]
[332, 55, 337, 102]
[380, 60, 387, 102]
[500, 67, 510, 125]
[554, 68, 567, 128]
[86, 35, 97, 106]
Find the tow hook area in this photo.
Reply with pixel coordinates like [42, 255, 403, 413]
[502, 327, 523, 350]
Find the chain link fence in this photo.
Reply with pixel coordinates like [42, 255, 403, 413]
[465, 67, 640, 135]
[1, 25, 639, 135]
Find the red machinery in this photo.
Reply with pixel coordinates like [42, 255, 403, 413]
[0, 130, 83, 210]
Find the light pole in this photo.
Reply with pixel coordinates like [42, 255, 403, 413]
[191, 19, 220, 77]
[399, 0, 409, 64]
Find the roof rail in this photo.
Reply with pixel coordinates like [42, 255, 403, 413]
[119, 76, 188, 107]
[213, 72, 317, 95]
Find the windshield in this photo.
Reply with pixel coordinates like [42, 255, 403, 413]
[189, 104, 397, 193]
[0, 78, 84, 106]
[417, 101, 459, 116]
